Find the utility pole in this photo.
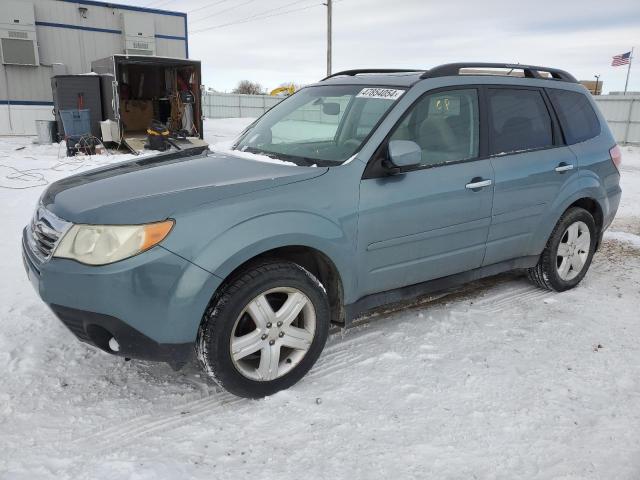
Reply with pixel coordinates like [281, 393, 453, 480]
[326, 0, 332, 77]
[624, 47, 633, 95]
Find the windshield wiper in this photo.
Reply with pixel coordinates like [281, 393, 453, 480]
[242, 147, 325, 167]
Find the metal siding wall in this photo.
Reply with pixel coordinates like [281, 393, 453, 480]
[0, 105, 54, 135]
[30, 0, 185, 38]
[0, 65, 50, 102]
[594, 96, 640, 144]
[155, 38, 185, 58]
[154, 14, 186, 38]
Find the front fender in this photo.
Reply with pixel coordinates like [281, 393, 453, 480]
[189, 210, 357, 302]
[527, 171, 608, 255]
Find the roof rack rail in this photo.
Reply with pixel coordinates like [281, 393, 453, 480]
[420, 63, 578, 83]
[322, 69, 424, 81]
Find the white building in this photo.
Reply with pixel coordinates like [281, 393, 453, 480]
[0, 0, 188, 135]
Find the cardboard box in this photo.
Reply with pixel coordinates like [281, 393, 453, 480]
[120, 100, 154, 132]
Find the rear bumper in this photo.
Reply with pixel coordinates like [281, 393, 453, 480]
[22, 227, 222, 368]
[597, 187, 622, 250]
[604, 187, 622, 231]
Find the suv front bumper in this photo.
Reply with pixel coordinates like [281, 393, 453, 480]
[22, 228, 222, 369]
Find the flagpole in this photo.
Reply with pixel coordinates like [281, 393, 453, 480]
[624, 46, 634, 95]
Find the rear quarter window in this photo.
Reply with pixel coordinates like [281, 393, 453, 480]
[547, 89, 601, 144]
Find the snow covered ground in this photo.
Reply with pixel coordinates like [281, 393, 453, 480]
[1, 121, 639, 479]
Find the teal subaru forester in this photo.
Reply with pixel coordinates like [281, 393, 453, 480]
[23, 63, 621, 397]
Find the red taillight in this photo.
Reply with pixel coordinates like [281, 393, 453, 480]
[610, 145, 622, 172]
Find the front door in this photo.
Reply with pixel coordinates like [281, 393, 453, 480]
[357, 88, 494, 297]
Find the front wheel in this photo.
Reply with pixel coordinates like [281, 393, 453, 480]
[527, 207, 597, 292]
[197, 261, 330, 398]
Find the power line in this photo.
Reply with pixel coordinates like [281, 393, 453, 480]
[190, 2, 323, 33]
[142, 0, 176, 8]
[189, 0, 260, 24]
[188, 0, 231, 14]
[191, 0, 316, 28]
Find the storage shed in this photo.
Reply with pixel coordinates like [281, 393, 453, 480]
[91, 54, 205, 153]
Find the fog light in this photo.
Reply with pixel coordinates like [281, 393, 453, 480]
[108, 337, 120, 352]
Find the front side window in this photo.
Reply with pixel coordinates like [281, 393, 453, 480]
[389, 89, 479, 167]
[233, 85, 404, 166]
[488, 88, 553, 155]
[547, 89, 601, 144]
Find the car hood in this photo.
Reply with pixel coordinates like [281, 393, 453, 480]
[42, 150, 328, 224]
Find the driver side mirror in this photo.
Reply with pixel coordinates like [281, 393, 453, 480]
[386, 140, 422, 173]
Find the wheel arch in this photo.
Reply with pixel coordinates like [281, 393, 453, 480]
[207, 244, 346, 326]
[567, 197, 604, 240]
[531, 189, 607, 256]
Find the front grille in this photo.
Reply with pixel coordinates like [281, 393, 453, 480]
[27, 207, 71, 263]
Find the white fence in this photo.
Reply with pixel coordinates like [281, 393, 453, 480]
[202, 93, 282, 119]
[594, 96, 640, 145]
[202, 93, 640, 145]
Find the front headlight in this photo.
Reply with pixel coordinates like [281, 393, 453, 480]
[54, 220, 174, 265]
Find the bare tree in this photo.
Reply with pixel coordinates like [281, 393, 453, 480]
[232, 80, 264, 95]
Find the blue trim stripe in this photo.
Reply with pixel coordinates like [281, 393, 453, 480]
[0, 100, 54, 106]
[184, 15, 189, 58]
[35, 21, 186, 41]
[56, 0, 187, 18]
[36, 21, 120, 35]
[155, 33, 187, 41]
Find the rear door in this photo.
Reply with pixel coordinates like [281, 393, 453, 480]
[357, 88, 494, 296]
[483, 86, 578, 265]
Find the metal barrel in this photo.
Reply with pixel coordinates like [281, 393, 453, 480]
[35, 120, 58, 144]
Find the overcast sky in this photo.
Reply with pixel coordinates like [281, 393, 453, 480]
[129, 0, 639, 93]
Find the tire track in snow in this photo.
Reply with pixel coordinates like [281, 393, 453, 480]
[73, 330, 382, 453]
[75, 393, 245, 452]
[471, 283, 553, 314]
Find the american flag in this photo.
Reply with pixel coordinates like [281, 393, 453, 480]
[611, 51, 631, 67]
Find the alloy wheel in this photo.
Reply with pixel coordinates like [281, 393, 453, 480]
[556, 220, 591, 281]
[230, 287, 316, 381]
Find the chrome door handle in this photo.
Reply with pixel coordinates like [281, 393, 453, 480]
[555, 164, 574, 172]
[465, 179, 492, 189]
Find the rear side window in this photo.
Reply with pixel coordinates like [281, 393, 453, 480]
[547, 89, 600, 144]
[488, 88, 553, 155]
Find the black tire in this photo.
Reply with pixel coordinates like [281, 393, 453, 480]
[527, 207, 597, 292]
[196, 260, 330, 398]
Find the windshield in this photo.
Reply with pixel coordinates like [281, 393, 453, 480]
[231, 85, 405, 166]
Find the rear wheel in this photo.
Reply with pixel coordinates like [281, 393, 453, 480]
[527, 207, 597, 292]
[197, 261, 330, 398]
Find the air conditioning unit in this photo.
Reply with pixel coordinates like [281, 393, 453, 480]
[0, 1, 39, 66]
[121, 13, 156, 56]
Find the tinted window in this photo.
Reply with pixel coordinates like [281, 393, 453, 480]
[548, 89, 600, 144]
[389, 89, 479, 167]
[488, 88, 553, 155]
